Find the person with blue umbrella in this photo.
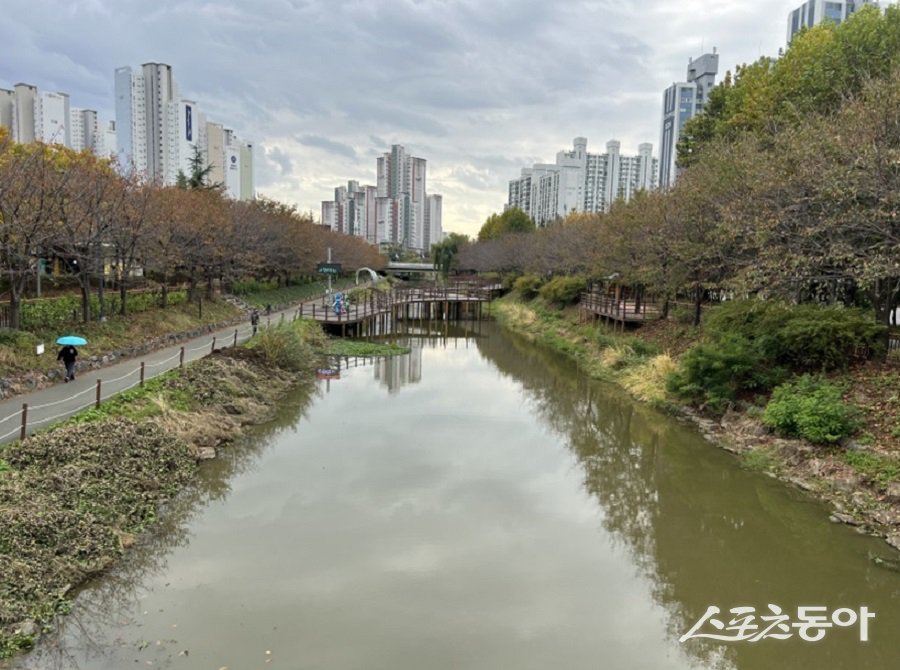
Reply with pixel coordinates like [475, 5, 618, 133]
[56, 335, 87, 382]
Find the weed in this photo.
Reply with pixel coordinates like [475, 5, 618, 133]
[843, 450, 900, 488]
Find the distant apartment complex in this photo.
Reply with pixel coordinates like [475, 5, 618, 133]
[115, 62, 254, 199]
[658, 50, 719, 189]
[321, 145, 443, 253]
[506, 137, 657, 226]
[786, 0, 877, 42]
[0, 82, 116, 156]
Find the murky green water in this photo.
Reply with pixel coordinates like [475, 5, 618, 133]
[13, 324, 900, 669]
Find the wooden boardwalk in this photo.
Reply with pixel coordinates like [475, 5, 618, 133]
[296, 284, 497, 335]
[579, 292, 661, 325]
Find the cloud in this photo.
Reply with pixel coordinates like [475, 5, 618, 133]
[0, 0, 790, 237]
[297, 134, 357, 160]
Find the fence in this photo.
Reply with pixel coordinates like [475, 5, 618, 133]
[0, 318, 275, 444]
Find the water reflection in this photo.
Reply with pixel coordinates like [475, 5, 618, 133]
[9, 381, 318, 670]
[11, 324, 900, 670]
[475, 326, 900, 669]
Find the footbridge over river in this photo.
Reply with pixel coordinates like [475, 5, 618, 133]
[297, 283, 500, 336]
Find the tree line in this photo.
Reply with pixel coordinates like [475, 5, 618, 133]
[0, 131, 383, 329]
[458, 5, 900, 334]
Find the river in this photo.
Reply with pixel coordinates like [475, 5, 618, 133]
[12, 323, 900, 670]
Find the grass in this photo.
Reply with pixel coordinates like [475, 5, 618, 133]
[842, 449, 900, 489]
[242, 277, 358, 308]
[0, 299, 242, 378]
[493, 296, 666, 395]
[326, 340, 411, 357]
[62, 373, 190, 426]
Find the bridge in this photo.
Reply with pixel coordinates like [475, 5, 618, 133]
[297, 283, 497, 336]
[383, 261, 438, 277]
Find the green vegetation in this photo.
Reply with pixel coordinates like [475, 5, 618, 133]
[245, 319, 327, 371]
[704, 300, 884, 371]
[762, 376, 859, 445]
[539, 275, 587, 306]
[326, 340, 411, 357]
[20, 290, 187, 332]
[513, 274, 543, 300]
[842, 450, 900, 489]
[0, 317, 329, 656]
[667, 335, 784, 413]
[0, 298, 241, 379]
[431, 232, 470, 275]
[477, 207, 535, 241]
[667, 300, 883, 413]
[241, 277, 357, 309]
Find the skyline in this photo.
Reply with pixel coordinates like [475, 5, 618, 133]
[0, 1, 790, 237]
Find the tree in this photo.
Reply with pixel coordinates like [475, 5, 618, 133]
[0, 138, 66, 328]
[477, 207, 535, 241]
[175, 145, 223, 191]
[431, 233, 469, 275]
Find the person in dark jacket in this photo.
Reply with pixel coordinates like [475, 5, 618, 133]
[57, 345, 78, 382]
[250, 309, 260, 336]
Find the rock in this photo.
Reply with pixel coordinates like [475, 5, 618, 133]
[833, 475, 863, 493]
[807, 458, 829, 477]
[789, 476, 815, 492]
[872, 509, 900, 526]
[17, 620, 39, 638]
[886, 482, 900, 500]
[830, 513, 860, 526]
[196, 447, 217, 461]
[223, 403, 244, 415]
[851, 491, 870, 509]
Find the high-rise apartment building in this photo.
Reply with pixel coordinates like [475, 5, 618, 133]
[507, 137, 657, 226]
[115, 63, 179, 182]
[114, 62, 254, 197]
[787, 0, 876, 42]
[1, 81, 115, 156]
[658, 50, 719, 189]
[322, 144, 442, 252]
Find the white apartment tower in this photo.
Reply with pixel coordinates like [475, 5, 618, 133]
[658, 49, 719, 189]
[508, 137, 657, 226]
[787, 0, 876, 42]
[114, 63, 254, 196]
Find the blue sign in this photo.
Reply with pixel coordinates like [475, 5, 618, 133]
[185, 105, 192, 141]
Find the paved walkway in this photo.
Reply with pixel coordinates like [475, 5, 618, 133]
[0, 303, 307, 445]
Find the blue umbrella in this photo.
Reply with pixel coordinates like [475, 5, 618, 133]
[56, 335, 87, 346]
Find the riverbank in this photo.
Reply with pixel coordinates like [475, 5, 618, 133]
[493, 295, 900, 555]
[0, 320, 329, 660]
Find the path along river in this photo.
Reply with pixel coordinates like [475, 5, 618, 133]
[11, 323, 900, 670]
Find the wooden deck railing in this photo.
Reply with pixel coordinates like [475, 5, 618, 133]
[580, 291, 661, 323]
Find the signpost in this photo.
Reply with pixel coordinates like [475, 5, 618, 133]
[318, 248, 341, 298]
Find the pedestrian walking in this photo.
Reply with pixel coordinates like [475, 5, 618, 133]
[57, 345, 78, 382]
[265, 303, 272, 316]
[251, 309, 260, 335]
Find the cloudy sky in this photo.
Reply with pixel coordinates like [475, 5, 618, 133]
[0, 0, 788, 236]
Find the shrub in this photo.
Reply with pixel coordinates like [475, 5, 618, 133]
[704, 300, 884, 371]
[500, 273, 519, 291]
[246, 319, 326, 371]
[667, 334, 785, 413]
[539, 276, 586, 306]
[762, 375, 859, 444]
[513, 274, 543, 300]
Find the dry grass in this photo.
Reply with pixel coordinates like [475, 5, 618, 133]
[620, 354, 678, 404]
